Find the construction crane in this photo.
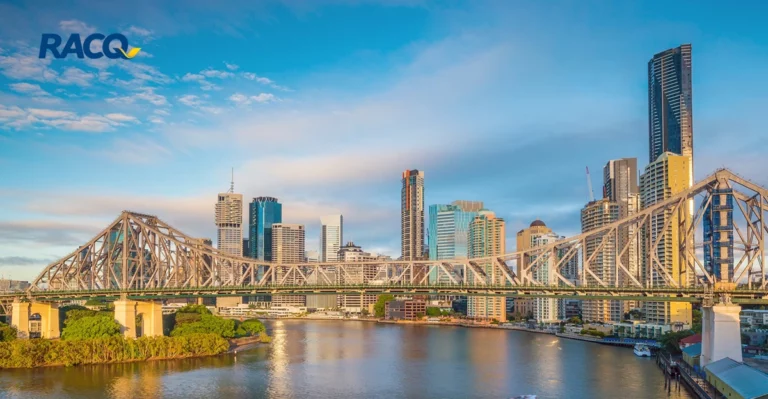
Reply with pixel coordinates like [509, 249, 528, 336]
[586, 166, 595, 202]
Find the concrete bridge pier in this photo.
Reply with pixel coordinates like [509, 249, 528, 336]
[11, 300, 60, 339]
[114, 299, 163, 338]
[701, 301, 742, 367]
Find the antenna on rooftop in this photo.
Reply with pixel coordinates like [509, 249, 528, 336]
[228, 167, 234, 193]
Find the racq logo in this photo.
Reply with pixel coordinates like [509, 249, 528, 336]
[39, 33, 141, 59]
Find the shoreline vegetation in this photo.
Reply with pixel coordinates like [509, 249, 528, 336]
[0, 303, 271, 369]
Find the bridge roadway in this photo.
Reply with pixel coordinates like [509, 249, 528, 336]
[2, 284, 767, 304]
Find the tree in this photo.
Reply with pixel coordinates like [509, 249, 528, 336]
[238, 319, 266, 337]
[361, 309, 370, 317]
[177, 304, 212, 315]
[743, 333, 752, 345]
[373, 294, 395, 318]
[426, 307, 442, 317]
[170, 314, 236, 338]
[415, 312, 425, 320]
[567, 316, 582, 325]
[658, 330, 694, 354]
[62, 314, 121, 340]
[692, 310, 702, 334]
[0, 322, 17, 341]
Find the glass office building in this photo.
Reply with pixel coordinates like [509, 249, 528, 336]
[248, 197, 282, 261]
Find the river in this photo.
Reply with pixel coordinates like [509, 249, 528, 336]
[0, 320, 692, 399]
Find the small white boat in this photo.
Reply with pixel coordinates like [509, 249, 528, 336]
[512, 396, 536, 399]
[634, 343, 651, 357]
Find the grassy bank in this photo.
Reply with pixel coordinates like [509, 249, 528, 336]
[0, 333, 229, 368]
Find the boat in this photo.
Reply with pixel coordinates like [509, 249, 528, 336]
[634, 343, 651, 357]
[512, 396, 537, 399]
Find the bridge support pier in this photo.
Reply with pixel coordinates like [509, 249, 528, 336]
[11, 300, 59, 339]
[701, 302, 742, 367]
[114, 299, 163, 338]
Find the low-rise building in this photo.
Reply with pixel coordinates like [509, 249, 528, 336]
[682, 343, 701, 369]
[704, 357, 768, 399]
[679, 333, 702, 349]
[611, 321, 678, 339]
[385, 299, 426, 321]
[742, 310, 768, 326]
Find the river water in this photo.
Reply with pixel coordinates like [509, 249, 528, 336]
[0, 320, 692, 399]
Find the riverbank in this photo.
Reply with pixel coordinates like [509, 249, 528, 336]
[0, 333, 230, 369]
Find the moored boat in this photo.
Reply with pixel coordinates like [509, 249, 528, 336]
[633, 343, 651, 357]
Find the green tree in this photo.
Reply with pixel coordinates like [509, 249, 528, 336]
[743, 332, 752, 345]
[361, 309, 369, 317]
[373, 294, 395, 318]
[0, 322, 17, 342]
[692, 310, 702, 334]
[176, 304, 212, 315]
[567, 316, 582, 325]
[658, 330, 694, 354]
[84, 298, 108, 307]
[238, 319, 266, 336]
[62, 314, 121, 340]
[170, 314, 236, 338]
[426, 307, 442, 317]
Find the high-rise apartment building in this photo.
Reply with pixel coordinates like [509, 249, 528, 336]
[530, 232, 563, 322]
[215, 185, 243, 286]
[271, 223, 306, 307]
[320, 215, 343, 262]
[248, 197, 282, 261]
[337, 242, 380, 312]
[467, 210, 506, 321]
[581, 199, 620, 323]
[603, 158, 641, 286]
[401, 169, 425, 261]
[640, 152, 693, 326]
[648, 44, 693, 182]
[515, 220, 553, 318]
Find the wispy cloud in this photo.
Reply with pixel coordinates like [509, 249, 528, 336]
[1, 107, 139, 132]
[228, 92, 276, 105]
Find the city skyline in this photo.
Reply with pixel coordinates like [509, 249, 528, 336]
[2, 1, 768, 282]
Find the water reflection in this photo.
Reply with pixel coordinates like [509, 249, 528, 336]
[0, 321, 692, 399]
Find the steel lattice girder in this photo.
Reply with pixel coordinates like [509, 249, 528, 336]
[23, 168, 768, 296]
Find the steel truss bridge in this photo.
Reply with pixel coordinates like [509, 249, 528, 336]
[2, 168, 768, 315]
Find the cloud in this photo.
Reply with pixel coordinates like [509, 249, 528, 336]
[229, 92, 276, 105]
[0, 256, 55, 267]
[1, 108, 140, 132]
[0, 47, 58, 81]
[178, 94, 202, 107]
[59, 20, 97, 34]
[126, 25, 153, 37]
[181, 73, 205, 82]
[148, 116, 165, 124]
[200, 69, 234, 79]
[57, 67, 95, 86]
[0, 219, 102, 248]
[106, 87, 168, 106]
[9, 83, 50, 96]
[105, 113, 139, 123]
[154, 109, 170, 116]
[27, 108, 75, 119]
[241, 72, 289, 90]
[225, 62, 239, 71]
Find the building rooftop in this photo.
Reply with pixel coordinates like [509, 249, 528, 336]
[681, 343, 701, 357]
[530, 219, 546, 227]
[680, 333, 702, 345]
[705, 357, 768, 399]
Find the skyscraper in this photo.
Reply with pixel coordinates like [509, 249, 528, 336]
[515, 220, 553, 318]
[603, 158, 640, 313]
[703, 189, 734, 281]
[401, 169, 425, 261]
[530, 232, 563, 323]
[640, 152, 693, 326]
[320, 214, 343, 262]
[428, 200, 483, 260]
[248, 197, 282, 261]
[581, 199, 620, 323]
[215, 181, 243, 285]
[271, 223, 306, 307]
[467, 210, 506, 321]
[648, 44, 693, 177]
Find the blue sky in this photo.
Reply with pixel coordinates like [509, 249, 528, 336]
[1, 0, 768, 281]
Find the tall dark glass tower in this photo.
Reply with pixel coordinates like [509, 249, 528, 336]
[248, 197, 282, 261]
[648, 44, 693, 166]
